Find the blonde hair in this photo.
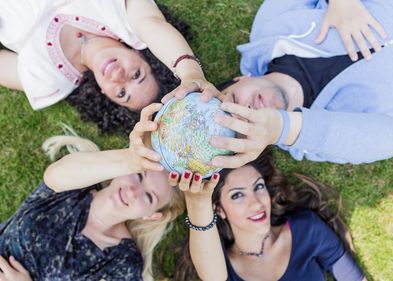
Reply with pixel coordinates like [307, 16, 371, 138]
[43, 131, 185, 281]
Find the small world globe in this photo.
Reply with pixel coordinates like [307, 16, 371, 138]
[151, 92, 235, 178]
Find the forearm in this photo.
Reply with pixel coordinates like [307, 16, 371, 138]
[186, 198, 227, 281]
[0, 50, 23, 90]
[44, 149, 139, 192]
[126, 0, 205, 81]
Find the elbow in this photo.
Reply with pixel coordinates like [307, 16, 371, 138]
[43, 162, 64, 192]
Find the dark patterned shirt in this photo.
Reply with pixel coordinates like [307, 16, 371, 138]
[0, 183, 143, 281]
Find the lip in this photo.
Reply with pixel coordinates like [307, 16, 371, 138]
[118, 187, 129, 206]
[248, 210, 267, 222]
[102, 59, 117, 77]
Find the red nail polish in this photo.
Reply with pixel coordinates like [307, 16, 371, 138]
[184, 171, 191, 179]
[170, 172, 177, 179]
[194, 174, 201, 181]
[213, 173, 219, 180]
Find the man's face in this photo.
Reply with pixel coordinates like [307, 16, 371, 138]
[222, 76, 288, 110]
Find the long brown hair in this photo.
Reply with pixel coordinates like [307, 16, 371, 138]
[175, 149, 353, 281]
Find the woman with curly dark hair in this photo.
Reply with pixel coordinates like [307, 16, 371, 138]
[0, 0, 217, 132]
[174, 149, 365, 281]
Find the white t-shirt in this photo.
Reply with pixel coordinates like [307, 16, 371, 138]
[0, 0, 148, 110]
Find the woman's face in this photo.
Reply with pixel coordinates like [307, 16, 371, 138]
[219, 165, 271, 235]
[100, 170, 172, 221]
[89, 40, 159, 110]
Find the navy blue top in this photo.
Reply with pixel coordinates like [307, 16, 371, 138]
[0, 183, 143, 281]
[224, 210, 364, 281]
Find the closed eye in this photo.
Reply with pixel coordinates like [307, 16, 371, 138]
[146, 192, 153, 204]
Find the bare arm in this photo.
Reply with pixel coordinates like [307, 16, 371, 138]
[0, 50, 23, 90]
[126, 0, 219, 101]
[44, 103, 164, 192]
[170, 173, 227, 281]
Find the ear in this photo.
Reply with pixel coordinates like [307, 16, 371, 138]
[233, 74, 252, 82]
[143, 212, 163, 221]
[214, 205, 226, 220]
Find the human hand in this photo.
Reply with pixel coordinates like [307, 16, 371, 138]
[168, 170, 219, 203]
[210, 103, 283, 169]
[161, 77, 224, 104]
[315, 0, 387, 61]
[0, 256, 32, 281]
[128, 103, 164, 172]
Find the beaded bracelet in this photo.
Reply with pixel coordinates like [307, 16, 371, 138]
[185, 213, 218, 231]
[172, 54, 202, 79]
[274, 109, 290, 145]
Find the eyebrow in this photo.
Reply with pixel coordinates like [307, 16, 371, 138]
[138, 74, 146, 85]
[227, 176, 264, 192]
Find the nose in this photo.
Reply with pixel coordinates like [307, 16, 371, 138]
[128, 185, 143, 199]
[110, 67, 127, 83]
[249, 194, 263, 211]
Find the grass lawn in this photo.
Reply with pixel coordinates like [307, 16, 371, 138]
[0, 0, 392, 280]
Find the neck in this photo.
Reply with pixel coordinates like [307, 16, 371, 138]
[264, 72, 304, 110]
[232, 228, 275, 256]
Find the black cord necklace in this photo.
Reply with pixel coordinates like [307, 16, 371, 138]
[238, 232, 272, 258]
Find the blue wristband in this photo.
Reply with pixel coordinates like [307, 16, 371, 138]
[274, 110, 290, 145]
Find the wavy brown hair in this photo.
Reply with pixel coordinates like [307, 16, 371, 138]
[175, 149, 354, 281]
[66, 5, 192, 135]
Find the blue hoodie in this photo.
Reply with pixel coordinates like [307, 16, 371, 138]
[237, 0, 393, 164]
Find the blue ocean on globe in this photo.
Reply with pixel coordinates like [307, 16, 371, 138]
[151, 92, 235, 178]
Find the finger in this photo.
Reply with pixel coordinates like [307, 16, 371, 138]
[212, 153, 257, 168]
[0, 256, 12, 274]
[178, 170, 192, 191]
[199, 84, 221, 102]
[352, 30, 372, 60]
[361, 25, 382, 52]
[369, 17, 387, 39]
[174, 83, 199, 100]
[315, 20, 330, 44]
[215, 113, 255, 136]
[221, 102, 261, 123]
[167, 171, 179, 187]
[141, 158, 164, 171]
[132, 120, 157, 137]
[210, 135, 257, 153]
[9, 256, 28, 274]
[140, 103, 163, 121]
[136, 146, 161, 162]
[204, 172, 220, 192]
[338, 29, 358, 61]
[190, 173, 203, 193]
[161, 91, 175, 104]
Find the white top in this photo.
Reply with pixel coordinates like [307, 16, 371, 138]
[0, 0, 148, 110]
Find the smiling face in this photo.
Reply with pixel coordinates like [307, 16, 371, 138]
[88, 40, 159, 110]
[218, 165, 271, 236]
[223, 76, 288, 110]
[99, 170, 172, 222]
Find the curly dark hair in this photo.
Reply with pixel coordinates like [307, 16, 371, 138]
[66, 5, 192, 135]
[175, 149, 354, 281]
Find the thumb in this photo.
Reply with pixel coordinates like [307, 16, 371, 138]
[9, 256, 28, 274]
[315, 20, 330, 44]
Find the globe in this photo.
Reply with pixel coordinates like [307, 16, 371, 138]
[151, 92, 235, 178]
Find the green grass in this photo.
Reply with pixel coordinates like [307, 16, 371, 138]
[1, 0, 392, 280]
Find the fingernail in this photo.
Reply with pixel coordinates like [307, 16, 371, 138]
[194, 174, 201, 181]
[184, 171, 191, 179]
[170, 171, 178, 179]
[213, 173, 219, 180]
[209, 136, 218, 146]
